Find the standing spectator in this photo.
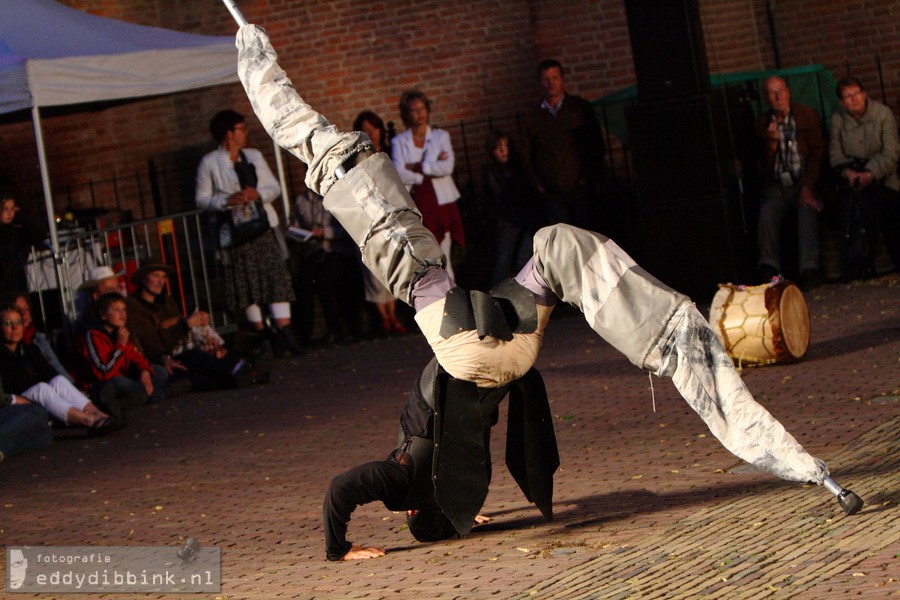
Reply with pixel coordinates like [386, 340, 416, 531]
[829, 76, 900, 276]
[290, 189, 362, 345]
[195, 109, 304, 356]
[353, 110, 406, 334]
[483, 130, 542, 286]
[392, 90, 465, 280]
[0, 303, 116, 432]
[0, 193, 45, 295]
[754, 76, 826, 289]
[73, 292, 168, 405]
[521, 59, 605, 230]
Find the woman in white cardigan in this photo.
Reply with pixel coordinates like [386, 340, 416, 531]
[391, 91, 466, 279]
[195, 109, 303, 356]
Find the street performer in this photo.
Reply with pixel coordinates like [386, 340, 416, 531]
[324, 358, 558, 561]
[223, 12, 864, 549]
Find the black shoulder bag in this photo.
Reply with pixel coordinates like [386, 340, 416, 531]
[217, 151, 270, 249]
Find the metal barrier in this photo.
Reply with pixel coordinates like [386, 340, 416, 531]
[26, 209, 227, 337]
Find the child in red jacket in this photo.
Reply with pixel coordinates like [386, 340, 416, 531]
[74, 293, 168, 404]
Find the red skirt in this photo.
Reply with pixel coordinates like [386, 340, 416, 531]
[411, 177, 466, 248]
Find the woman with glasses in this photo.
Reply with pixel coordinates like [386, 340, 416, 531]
[195, 109, 304, 357]
[0, 304, 117, 433]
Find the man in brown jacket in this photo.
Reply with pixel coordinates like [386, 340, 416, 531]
[754, 76, 826, 290]
[521, 59, 605, 231]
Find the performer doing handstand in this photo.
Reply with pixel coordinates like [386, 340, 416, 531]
[221, 8, 863, 559]
[324, 358, 558, 560]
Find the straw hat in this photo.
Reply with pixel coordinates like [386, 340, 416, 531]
[77, 265, 124, 291]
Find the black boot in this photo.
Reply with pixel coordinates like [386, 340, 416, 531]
[272, 325, 306, 357]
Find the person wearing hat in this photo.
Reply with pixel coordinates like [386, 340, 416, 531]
[74, 265, 124, 324]
[125, 263, 266, 391]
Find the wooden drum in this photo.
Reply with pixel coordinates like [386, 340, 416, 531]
[708, 280, 810, 366]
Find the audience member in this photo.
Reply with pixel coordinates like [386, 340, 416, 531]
[0, 303, 117, 433]
[74, 265, 124, 323]
[392, 90, 465, 279]
[195, 109, 304, 356]
[73, 292, 168, 405]
[353, 111, 407, 335]
[0, 394, 53, 463]
[0, 193, 45, 295]
[520, 59, 605, 230]
[754, 76, 826, 289]
[0, 291, 70, 381]
[290, 190, 363, 345]
[482, 130, 542, 286]
[829, 76, 900, 277]
[125, 263, 269, 391]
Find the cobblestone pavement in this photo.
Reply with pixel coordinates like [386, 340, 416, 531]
[1, 274, 897, 599]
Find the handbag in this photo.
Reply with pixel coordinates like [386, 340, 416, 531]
[217, 151, 271, 249]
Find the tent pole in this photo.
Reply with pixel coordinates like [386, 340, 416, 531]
[31, 106, 60, 255]
[273, 139, 291, 219]
[31, 105, 70, 333]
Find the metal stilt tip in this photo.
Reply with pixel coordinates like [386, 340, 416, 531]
[837, 489, 864, 515]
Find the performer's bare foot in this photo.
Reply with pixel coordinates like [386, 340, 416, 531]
[341, 545, 386, 561]
[474, 514, 492, 524]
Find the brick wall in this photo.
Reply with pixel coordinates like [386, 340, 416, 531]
[0, 0, 895, 227]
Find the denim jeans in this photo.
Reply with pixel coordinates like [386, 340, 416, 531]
[0, 404, 53, 460]
[106, 364, 169, 404]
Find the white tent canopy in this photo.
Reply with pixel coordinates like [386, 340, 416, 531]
[0, 0, 245, 255]
[0, 0, 238, 112]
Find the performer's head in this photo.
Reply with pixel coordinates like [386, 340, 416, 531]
[406, 506, 457, 543]
[399, 90, 432, 129]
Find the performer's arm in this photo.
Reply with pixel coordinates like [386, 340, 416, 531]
[323, 458, 412, 561]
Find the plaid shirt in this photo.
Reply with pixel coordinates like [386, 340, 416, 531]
[775, 113, 804, 179]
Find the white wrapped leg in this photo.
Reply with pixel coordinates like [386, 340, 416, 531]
[323, 153, 445, 305]
[533, 223, 686, 368]
[658, 304, 829, 484]
[533, 224, 829, 486]
[236, 24, 372, 197]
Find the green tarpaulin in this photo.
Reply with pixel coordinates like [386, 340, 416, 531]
[593, 64, 839, 147]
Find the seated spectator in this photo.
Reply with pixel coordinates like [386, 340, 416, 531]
[73, 293, 168, 405]
[0, 394, 53, 463]
[483, 130, 542, 286]
[290, 189, 363, 345]
[829, 76, 900, 278]
[125, 263, 270, 391]
[0, 193, 45, 295]
[0, 303, 118, 433]
[74, 265, 124, 324]
[754, 76, 826, 289]
[0, 291, 69, 381]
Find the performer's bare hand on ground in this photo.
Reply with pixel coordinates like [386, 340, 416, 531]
[474, 514, 492, 525]
[341, 545, 386, 561]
